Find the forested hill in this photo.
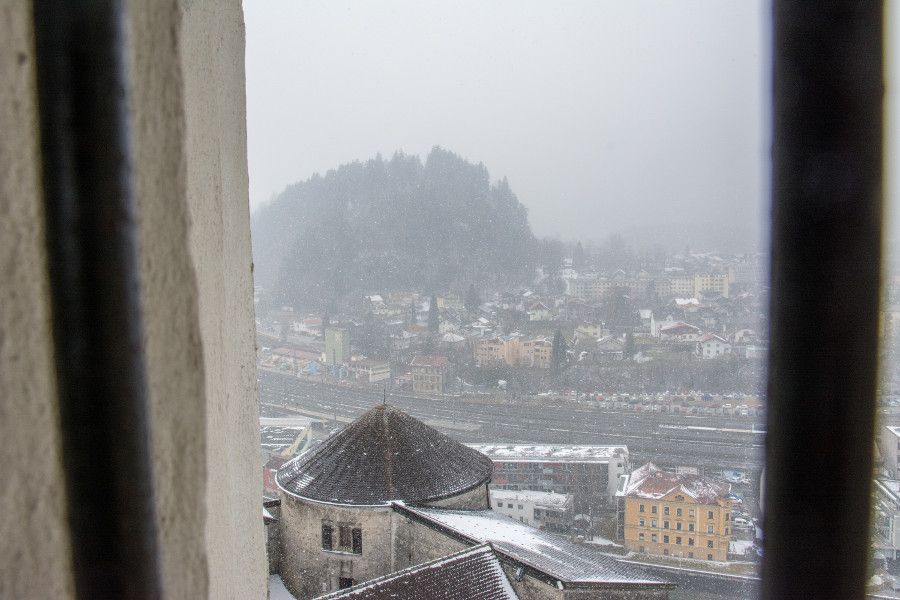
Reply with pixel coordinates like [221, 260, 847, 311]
[251, 148, 537, 305]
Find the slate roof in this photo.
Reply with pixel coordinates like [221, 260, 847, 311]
[277, 405, 493, 505]
[399, 506, 669, 588]
[316, 544, 519, 600]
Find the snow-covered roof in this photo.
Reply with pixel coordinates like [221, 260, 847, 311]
[887, 426, 900, 439]
[397, 506, 669, 587]
[490, 489, 572, 509]
[317, 544, 518, 600]
[469, 444, 627, 464]
[698, 334, 728, 344]
[624, 462, 730, 505]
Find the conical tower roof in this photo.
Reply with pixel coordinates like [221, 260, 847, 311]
[277, 404, 493, 505]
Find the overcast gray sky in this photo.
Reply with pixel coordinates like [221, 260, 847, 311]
[244, 1, 898, 256]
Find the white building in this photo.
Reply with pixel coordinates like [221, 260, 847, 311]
[697, 334, 732, 359]
[489, 489, 574, 531]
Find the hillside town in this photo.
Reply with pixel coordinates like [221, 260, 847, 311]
[255, 249, 774, 399]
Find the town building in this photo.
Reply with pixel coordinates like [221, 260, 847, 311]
[324, 327, 350, 364]
[275, 406, 671, 599]
[489, 489, 574, 532]
[469, 444, 629, 516]
[879, 426, 900, 478]
[697, 334, 732, 359]
[620, 463, 733, 561]
[873, 479, 900, 560]
[410, 355, 450, 394]
[348, 358, 390, 383]
[522, 337, 553, 369]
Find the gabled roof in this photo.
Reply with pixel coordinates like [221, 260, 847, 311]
[317, 544, 518, 600]
[397, 506, 669, 588]
[624, 462, 730, 505]
[697, 333, 728, 344]
[277, 405, 492, 505]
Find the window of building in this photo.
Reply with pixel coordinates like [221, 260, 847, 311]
[508, 503, 513, 509]
[652, 519, 657, 528]
[652, 534, 658, 542]
[708, 511, 714, 519]
[322, 523, 333, 550]
[339, 525, 352, 548]
[652, 506, 658, 514]
[664, 506, 670, 516]
[663, 535, 669, 544]
[639, 533, 645, 540]
[639, 504, 645, 513]
[339, 577, 354, 589]
[676, 522, 682, 531]
[707, 524, 714, 534]
[708, 554, 714, 561]
[676, 537, 682, 545]
[707, 540, 714, 548]
[689, 552, 694, 559]
[664, 521, 669, 529]
[352, 528, 362, 554]
[689, 523, 695, 532]
[518, 504, 523, 510]
[676, 508, 682, 517]
[639, 546, 645, 554]
[689, 538, 695, 546]
[639, 518, 645, 527]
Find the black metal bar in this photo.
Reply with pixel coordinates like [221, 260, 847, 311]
[31, 1, 162, 598]
[763, 2, 883, 599]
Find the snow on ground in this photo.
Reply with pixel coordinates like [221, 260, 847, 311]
[269, 575, 296, 600]
[587, 535, 622, 547]
[729, 539, 755, 555]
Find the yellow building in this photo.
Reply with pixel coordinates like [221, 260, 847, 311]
[621, 463, 732, 561]
[523, 338, 553, 369]
[474, 335, 552, 369]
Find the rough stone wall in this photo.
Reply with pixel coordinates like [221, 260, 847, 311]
[279, 495, 393, 600]
[425, 482, 490, 509]
[390, 513, 470, 572]
[501, 563, 562, 600]
[178, 1, 268, 597]
[0, 3, 74, 597]
[0, 2, 265, 597]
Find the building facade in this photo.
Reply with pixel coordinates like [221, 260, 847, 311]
[410, 355, 450, 394]
[489, 489, 574, 532]
[470, 444, 629, 516]
[324, 327, 350, 364]
[621, 463, 732, 561]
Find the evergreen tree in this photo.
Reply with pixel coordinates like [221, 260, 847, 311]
[464, 284, 481, 313]
[408, 302, 417, 327]
[624, 332, 635, 360]
[428, 294, 440, 333]
[551, 329, 568, 371]
[573, 241, 586, 270]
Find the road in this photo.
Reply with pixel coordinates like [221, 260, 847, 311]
[257, 370, 765, 475]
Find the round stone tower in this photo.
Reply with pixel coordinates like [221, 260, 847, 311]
[277, 404, 493, 599]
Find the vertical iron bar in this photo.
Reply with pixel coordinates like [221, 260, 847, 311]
[31, 1, 162, 598]
[764, 2, 883, 599]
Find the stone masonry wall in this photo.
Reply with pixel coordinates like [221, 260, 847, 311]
[279, 494, 393, 600]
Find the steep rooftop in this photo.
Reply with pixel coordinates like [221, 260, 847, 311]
[316, 544, 518, 600]
[277, 404, 493, 505]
